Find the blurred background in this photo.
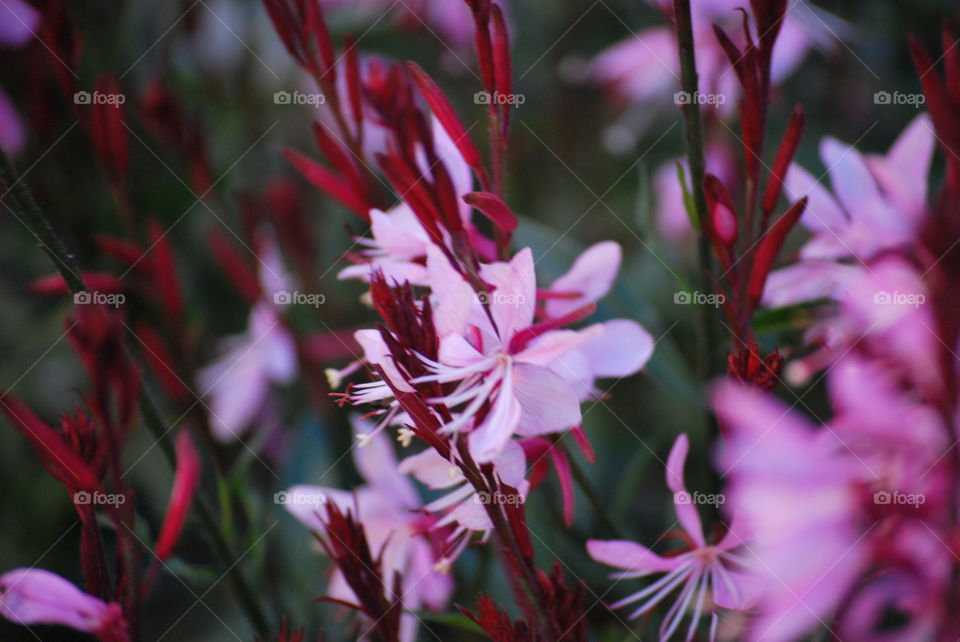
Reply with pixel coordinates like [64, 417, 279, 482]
[0, 0, 954, 639]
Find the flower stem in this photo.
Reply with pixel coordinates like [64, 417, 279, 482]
[672, 0, 720, 381]
[0, 149, 86, 293]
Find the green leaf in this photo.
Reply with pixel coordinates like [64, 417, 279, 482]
[676, 162, 700, 231]
[409, 610, 484, 634]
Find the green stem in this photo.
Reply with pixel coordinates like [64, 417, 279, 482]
[562, 442, 622, 539]
[0, 149, 86, 294]
[672, 0, 720, 381]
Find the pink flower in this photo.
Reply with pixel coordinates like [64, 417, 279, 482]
[399, 438, 528, 567]
[197, 237, 298, 442]
[587, 1, 838, 124]
[587, 434, 759, 641]
[710, 376, 951, 642]
[766, 114, 935, 309]
[0, 568, 129, 641]
[283, 417, 453, 640]
[0, 0, 41, 155]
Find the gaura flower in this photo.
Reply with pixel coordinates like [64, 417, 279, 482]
[587, 434, 759, 641]
[712, 382, 870, 642]
[417, 244, 651, 462]
[399, 438, 528, 568]
[765, 113, 934, 309]
[0, 0, 41, 154]
[0, 568, 129, 642]
[197, 236, 298, 442]
[283, 417, 453, 641]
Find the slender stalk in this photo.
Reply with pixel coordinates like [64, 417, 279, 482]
[563, 442, 622, 539]
[672, 0, 720, 380]
[0, 149, 86, 293]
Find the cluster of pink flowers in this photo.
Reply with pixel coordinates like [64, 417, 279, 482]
[4, 0, 960, 641]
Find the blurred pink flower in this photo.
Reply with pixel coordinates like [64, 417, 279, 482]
[198, 236, 298, 442]
[760, 116, 936, 383]
[588, 434, 760, 641]
[0, 0, 40, 154]
[284, 417, 453, 642]
[0, 568, 129, 641]
[588, 0, 839, 122]
[713, 366, 950, 642]
[713, 382, 869, 642]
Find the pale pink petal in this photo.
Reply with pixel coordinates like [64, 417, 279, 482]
[545, 241, 621, 317]
[514, 326, 601, 367]
[0, 568, 119, 634]
[665, 434, 706, 546]
[350, 416, 420, 508]
[438, 332, 487, 368]
[867, 112, 934, 220]
[399, 448, 461, 489]
[712, 568, 764, 610]
[250, 305, 297, 384]
[448, 499, 494, 531]
[370, 207, 430, 259]
[586, 540, 684, 574]
[762, 262, 861, 308]
[469, 363, 522, 462]
[577, 320, 654, 378]
[427, 244, 477, 337]
[820, 138, 888, 228]
[492, 439, 527, 488]
[478, 248, 536, 339]
[665, 434, 690, 493]
[511, 362, 581, 436]
[355, 329, 415, 392]
[784, 163, 846, 231]
[198, 337, 269, 442]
